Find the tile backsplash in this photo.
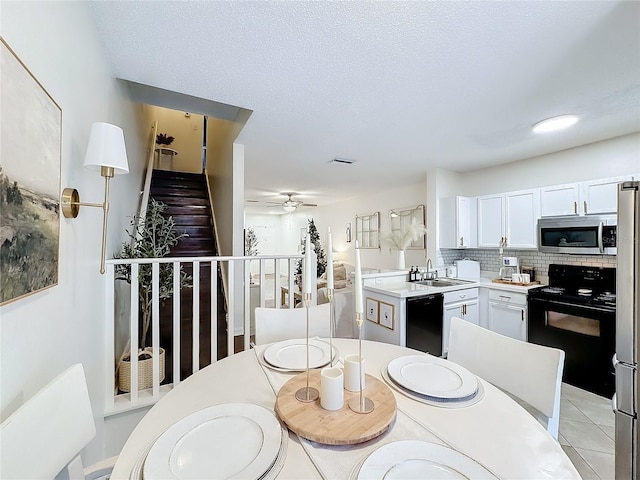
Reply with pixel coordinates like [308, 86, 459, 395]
[439, 248, 616, 281]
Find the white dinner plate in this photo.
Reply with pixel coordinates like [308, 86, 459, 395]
[386, 355, 478, 400]
[143, 403, 282, 480]
[357, 440, 498, 479]
[263, 338, 333, 370]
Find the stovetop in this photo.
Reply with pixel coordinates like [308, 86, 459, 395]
[528, 264, 616, 312]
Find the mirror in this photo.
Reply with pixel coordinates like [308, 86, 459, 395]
[389, 205, 426, 250]
[355, 212, 380, 249]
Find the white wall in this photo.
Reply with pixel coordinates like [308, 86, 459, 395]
[312, 182, 428, 270]
[457, 133, 639, 196]
[0, 2, 147, 465]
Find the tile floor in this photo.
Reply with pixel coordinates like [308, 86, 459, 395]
[559, 383, 615, 479]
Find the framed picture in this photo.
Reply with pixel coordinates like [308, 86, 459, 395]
[379, 301, 395, 330]
[0, 37, 62, 305]
[366, 297, 379, 323]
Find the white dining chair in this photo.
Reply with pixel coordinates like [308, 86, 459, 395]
[447, 316, 565, 439]
[254, 303, 332, 345]
[0, 364, 116, 480]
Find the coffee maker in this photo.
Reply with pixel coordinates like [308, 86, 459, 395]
[499, 256, 519, 280]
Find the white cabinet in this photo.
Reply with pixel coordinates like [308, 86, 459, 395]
[541, 175, 637, 217]
[487, 289, 527, 341]
[581, 176, 630, 215]
[442, 288, 479, 355]
[477, 190, 538, 249]
[540, 183, 580, 217]
[439, 196, 477, 248]
[477, 194, 504, 248]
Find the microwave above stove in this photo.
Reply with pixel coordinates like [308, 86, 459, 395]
[537, 215, 616, 255]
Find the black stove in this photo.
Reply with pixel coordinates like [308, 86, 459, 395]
[528, 264, 616, 398]
[528, 264, 616, 313]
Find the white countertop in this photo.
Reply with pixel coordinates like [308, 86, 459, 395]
[363, 276, 543, 298]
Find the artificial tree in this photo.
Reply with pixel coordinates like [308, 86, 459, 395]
[113, 199, 191, 391]
[295, 218, 327, 283]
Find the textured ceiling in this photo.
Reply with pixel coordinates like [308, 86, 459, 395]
[89, 1, 640, 212]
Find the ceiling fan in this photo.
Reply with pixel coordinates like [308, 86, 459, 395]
[247, 192, 317, 212]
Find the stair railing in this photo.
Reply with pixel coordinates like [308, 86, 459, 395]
[137, 121, 158, 231]
[104, 253, 309, 415]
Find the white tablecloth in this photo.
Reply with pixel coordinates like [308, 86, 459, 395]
[112, 339, 580, 479]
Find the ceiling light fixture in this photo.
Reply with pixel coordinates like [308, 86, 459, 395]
[283, 203, 297, 213]
[532, 114, 579, 134]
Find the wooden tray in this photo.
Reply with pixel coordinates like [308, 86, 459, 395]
[491, 278, 540, 287]
[275, 371, 397, 445]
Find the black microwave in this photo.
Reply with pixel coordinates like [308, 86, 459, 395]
[537, 215, 616, 255]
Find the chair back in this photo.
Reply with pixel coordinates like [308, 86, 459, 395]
[447, 317, 565, 439]
[255, 303, 331, 344]
[0, 364, 96, 479]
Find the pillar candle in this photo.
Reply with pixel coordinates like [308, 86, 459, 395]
[327, 227, 334, 289]
[354, 240, 363, 314]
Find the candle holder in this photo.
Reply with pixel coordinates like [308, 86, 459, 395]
[295, 293, 319, 403]
[348, 312, 374, 414]
[327, 288, 334, 367]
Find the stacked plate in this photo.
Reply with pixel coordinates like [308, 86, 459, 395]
[356, 440, 498, 479]
[262, 338, 335, 371]
[140, 403, 286, 480]
[384, 355, 480, 404]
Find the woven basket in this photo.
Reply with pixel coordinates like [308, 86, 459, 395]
[118, 347, 165, 393]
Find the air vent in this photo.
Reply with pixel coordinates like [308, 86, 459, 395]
[330, 157, 356, 165]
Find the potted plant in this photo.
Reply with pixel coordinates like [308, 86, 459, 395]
[382, 217, 427, 269]
[114, 198, 191, 392]
[156, 132, 175, 146]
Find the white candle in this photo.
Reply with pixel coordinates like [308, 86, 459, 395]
[320, 366, 344, 410]
[354, 240, 363, 314]
[304, 232, 312, 294]
[327, 227, 334, 290]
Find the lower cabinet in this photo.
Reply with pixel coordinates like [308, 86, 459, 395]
[442, 288, 479, 355]
[487, 290, 527, 341]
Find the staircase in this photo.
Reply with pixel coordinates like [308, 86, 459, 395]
[149, 169, 228, 382]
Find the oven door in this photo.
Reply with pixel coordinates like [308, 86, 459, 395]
[528, 297, 615, 397]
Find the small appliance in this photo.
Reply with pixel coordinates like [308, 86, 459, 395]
[538, 214, 616, 255]
[499, 256, 519, 281]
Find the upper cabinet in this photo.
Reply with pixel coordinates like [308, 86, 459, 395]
[581, 177, 630, 215]
[477, 190, 538, 249]
[439, 196, 477, 248]
[541, 176, 636, 217]
[540, 183, 580, 217]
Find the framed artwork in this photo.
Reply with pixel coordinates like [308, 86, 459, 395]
[379, 301, 395, 330]
[0, 37, 62, 305]
[389, 205, 426, 249]
[365, 297, 379, 323]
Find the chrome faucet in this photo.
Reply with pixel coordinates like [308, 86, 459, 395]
[425, 258, 437, 280]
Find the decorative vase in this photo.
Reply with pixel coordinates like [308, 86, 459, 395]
[397, 250, 406, 270]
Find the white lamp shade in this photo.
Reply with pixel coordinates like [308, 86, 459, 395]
[283, 204, 296, 213]
[84, 122, 129, 174]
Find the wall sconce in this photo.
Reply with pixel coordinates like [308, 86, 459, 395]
[61, 122, 129, 274]
[346, 222, 352, 243]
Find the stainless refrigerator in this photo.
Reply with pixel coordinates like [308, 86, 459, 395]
[615, 181, 640, 479]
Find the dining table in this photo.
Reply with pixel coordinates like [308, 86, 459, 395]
[112, 338, 581, 479]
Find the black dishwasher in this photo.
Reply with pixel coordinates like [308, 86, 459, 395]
[406, 293, 444, 356]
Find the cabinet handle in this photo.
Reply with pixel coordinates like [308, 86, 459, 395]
[584, 201, 588, 214]
[460, 236, 464, 247]
[459, 294, 466, 299]
[574, 201, 577, 214]
[462, 304, 466, 315]
[504, 236, 508, 246]
[521, 309, 524, 321]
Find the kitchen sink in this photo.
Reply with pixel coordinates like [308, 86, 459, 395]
[415, 278, 475, 287]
